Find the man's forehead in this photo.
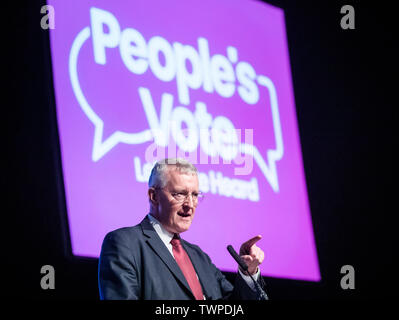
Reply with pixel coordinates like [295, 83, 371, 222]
[165, 167, 198, 185]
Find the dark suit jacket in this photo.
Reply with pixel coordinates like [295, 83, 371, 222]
[98, 216, 265, 300]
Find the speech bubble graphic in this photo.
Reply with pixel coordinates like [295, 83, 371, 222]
[69, 7, 284, 192]
[239, 75, 284, 191]
[69, 26, 153, 162]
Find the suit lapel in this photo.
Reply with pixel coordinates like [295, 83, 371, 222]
[140, 217, 195, 299]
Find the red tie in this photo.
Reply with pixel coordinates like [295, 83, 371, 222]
[170, 235, 204, 300]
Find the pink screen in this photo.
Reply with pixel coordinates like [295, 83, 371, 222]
[49, 0, 320, 281]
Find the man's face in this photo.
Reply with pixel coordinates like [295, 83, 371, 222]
[153, 168, 199, 234]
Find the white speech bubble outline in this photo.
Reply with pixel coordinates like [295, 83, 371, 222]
[69, 27, 153, 161]
[238, 75, 284, 192]
[68, 27, 284, 192]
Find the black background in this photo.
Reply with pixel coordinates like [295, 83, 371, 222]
[4, 0, 394, 300]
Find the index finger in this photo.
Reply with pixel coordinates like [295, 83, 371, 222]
[242, 235, 262, 249]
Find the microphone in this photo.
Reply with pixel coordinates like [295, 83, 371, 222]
[227, 245, 249, 272]
[227, 245, 269, 300]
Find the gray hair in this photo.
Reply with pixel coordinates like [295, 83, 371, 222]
[148, 158, 198, 188]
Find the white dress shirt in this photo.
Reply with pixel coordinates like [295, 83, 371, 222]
[147, 214, 260, 292]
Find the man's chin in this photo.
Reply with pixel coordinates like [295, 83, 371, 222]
[176, 221, 192, 233]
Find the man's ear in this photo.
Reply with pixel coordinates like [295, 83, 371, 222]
[148, 188, 158, 204]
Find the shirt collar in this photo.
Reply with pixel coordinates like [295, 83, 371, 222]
[147, 214, 175, 245]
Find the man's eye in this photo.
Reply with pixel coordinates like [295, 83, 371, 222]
[174, 193, 186, 198]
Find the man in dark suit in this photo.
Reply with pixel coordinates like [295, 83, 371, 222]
[98, 158, 267, 300]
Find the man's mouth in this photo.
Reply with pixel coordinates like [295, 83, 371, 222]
[178, 212, 191, 218]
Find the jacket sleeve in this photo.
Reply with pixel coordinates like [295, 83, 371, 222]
[219, 268, 266, 300]
[230, 272, 266, 300]
[200, 249, 266, 300]
[98, 231, 140, 300]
